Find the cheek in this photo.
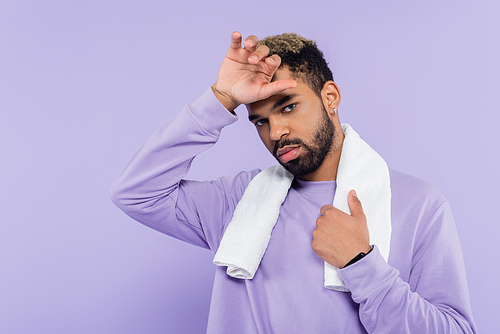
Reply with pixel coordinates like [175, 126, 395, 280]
[257, 128, 274, 153]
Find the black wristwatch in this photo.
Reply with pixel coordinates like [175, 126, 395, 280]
[343, 247, 373, 268]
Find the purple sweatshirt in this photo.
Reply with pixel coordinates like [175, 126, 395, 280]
[110, 88, 476, 333]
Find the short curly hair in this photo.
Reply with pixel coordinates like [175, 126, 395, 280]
[257, 33, 333, 97]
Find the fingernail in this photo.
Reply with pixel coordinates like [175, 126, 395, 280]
[267, 57, 275, 63]
[250, 55, 258, 61]
[352, 190, 357, 197]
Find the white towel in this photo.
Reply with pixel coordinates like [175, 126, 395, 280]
[213, 123, 391, 291]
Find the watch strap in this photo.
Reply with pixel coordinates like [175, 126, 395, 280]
[343, 247, 373, 268]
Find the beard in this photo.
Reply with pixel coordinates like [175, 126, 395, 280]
[272, 104, 336, 178]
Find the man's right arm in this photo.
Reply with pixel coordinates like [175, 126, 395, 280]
[109, 87, 244, 249]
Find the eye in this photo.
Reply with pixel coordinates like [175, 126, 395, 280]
[255, 118, 268, 127]
[283, 103, 296, 113]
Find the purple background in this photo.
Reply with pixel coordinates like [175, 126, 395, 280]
[1, 1, 498, 333]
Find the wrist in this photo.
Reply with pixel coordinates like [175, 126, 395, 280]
[211, 83, 239, 113]
[342, 245, 373, 269]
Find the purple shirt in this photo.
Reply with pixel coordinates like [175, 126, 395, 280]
[110, 88, 476, 333]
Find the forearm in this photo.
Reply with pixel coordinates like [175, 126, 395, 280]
[340, 247, 475, 333]
[110, 88, 238, 233]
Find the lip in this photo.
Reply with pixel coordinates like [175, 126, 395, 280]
[277, 145, 300, 163]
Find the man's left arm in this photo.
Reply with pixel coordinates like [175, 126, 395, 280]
[313, 192, 477, 333]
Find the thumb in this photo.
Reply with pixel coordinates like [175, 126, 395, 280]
[348, 190, 365, 219]
[258, 78, 297, 100]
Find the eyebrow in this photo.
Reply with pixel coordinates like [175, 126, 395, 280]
[272, 94, 298, 111]
[248, 94, 299, 122]
[248, 114, 260, 122]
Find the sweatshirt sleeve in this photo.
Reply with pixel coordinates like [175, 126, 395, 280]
[338, 201, 477, 333]
[109, 88, 257, 250]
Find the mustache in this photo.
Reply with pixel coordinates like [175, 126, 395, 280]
[273, 138, 305, 158]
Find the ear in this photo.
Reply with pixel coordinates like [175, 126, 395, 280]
[321, 81, 341, 115]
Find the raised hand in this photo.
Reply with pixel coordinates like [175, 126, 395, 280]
[212, 31, 297, 111]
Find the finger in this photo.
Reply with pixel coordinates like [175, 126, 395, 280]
[347, 190, 365, 219]
[262, 54, 284, 78]
[229, 31, 242, 49]
[264, 54, 281, 71]
[320, 204, 335, 216]
[243, 35, 259, 53]
[258, 79, 297, 100]
[248, 45, 270, 64]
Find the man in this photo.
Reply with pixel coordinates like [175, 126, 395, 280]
[110, 31, 476, 333]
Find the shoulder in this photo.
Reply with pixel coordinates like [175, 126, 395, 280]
[388, 169, 451, 240]
[216, 169, 261, 197]
[389, 168, 447, 212]
[175, 169, 261, 244]
[185, 169, 261, 210]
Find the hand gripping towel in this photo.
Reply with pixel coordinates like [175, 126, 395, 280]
[213, 123, 391, 291]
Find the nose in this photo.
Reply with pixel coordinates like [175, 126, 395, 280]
[268, 116, 289, 142]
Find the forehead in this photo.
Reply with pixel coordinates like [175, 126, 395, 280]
[247, 68, 317, 113]
[271, 67, 296, 82]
